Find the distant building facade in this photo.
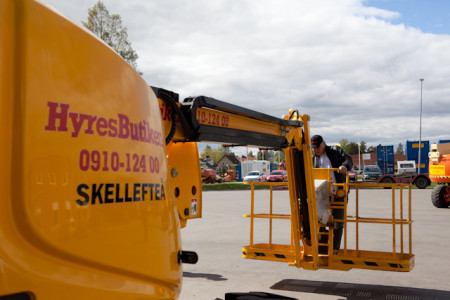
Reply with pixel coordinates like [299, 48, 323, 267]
[200, 157, 217, 170]
[217, 155, 240, 167]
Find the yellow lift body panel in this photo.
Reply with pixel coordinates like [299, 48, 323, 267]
[1, 0, 181, 298]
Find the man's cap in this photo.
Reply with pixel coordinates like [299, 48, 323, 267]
[311, 135, 323, 148]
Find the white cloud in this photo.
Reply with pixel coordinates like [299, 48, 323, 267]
[44, 0, 450, 148]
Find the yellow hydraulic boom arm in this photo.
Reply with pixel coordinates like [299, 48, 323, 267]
[156, 88, 414, 273]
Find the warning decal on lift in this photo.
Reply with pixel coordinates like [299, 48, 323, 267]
[191, 199, 198, 216]
[430, 165, 445, 176]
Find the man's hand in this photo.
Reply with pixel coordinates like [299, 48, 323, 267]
[338, 166, 348, 174]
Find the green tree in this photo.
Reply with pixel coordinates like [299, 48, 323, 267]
[257, 150, 273, 161]
[274, 151, 285, 163]
[339, 139, 349, 150]
[367, 144, 382, 152]
[360, 141, 367, 153]
[200, 145, 235, 163]
[367, 145, 377, 152]
[267, 150, 274, 162]
[396, 143, 404, 155]
[346, 142, 359, 155]
[217, 146, 235, 160]
[257, 150, 263, 160]
[83, 1, 141, 74]
[200, 145, 214, 159]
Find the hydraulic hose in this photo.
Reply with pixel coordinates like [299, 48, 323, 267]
[157, 89, 195, 145]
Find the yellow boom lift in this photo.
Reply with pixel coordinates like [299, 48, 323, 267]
[1, 0, 414, 299]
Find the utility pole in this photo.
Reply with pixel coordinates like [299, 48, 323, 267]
[418, 78, 424, 174]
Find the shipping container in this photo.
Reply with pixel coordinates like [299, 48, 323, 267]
[270, 163, 277, 172]
[235, 165, 242, 181]
[406, 140, 429, 173]
[241, 160, 271, 179]
[377, 145, 395, 174]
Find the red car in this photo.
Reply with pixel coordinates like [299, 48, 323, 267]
[266, 170, 288, 182]
[348, 170, 357, 181]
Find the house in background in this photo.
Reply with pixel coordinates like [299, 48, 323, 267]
[200, 157, 217, 170]
[218, 154, 240, 167]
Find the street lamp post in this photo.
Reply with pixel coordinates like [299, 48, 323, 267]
[418, 78, 424, 174]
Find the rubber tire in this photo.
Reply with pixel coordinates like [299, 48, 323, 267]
[431, 185, 449, 208]
[414, 176, 429, 189]
[380, 177, 395, 189]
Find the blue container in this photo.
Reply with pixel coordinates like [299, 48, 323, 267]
[377, 145, 394, 174]
[235, 165, 242, 181]
[270, 163, 277, 172]
[406, 140, 430, 173]
[439, 140, 450, 144]
[378, 161, 395, 175]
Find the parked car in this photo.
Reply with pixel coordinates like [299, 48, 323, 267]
[363, 165, 383, 181]
[243, 171, 265, 182]
[266, 170, 288, 182]
[348, 169, 357, 181]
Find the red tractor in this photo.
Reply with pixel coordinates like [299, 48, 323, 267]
[201, 168, 219, 184]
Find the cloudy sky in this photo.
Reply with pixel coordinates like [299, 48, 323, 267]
[43, 0, 450, 155]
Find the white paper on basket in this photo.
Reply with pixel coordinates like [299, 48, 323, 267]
[314, 179, 330, 225]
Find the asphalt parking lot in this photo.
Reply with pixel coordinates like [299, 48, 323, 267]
[180, 188, 450, 300]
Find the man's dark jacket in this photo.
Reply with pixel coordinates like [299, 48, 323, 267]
[313, 145, 353, 183]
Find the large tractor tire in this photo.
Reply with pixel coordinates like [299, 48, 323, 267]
[414, 176, 429, 189]
[380, 177, 395, 189]
[431, 185, 449, 208]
